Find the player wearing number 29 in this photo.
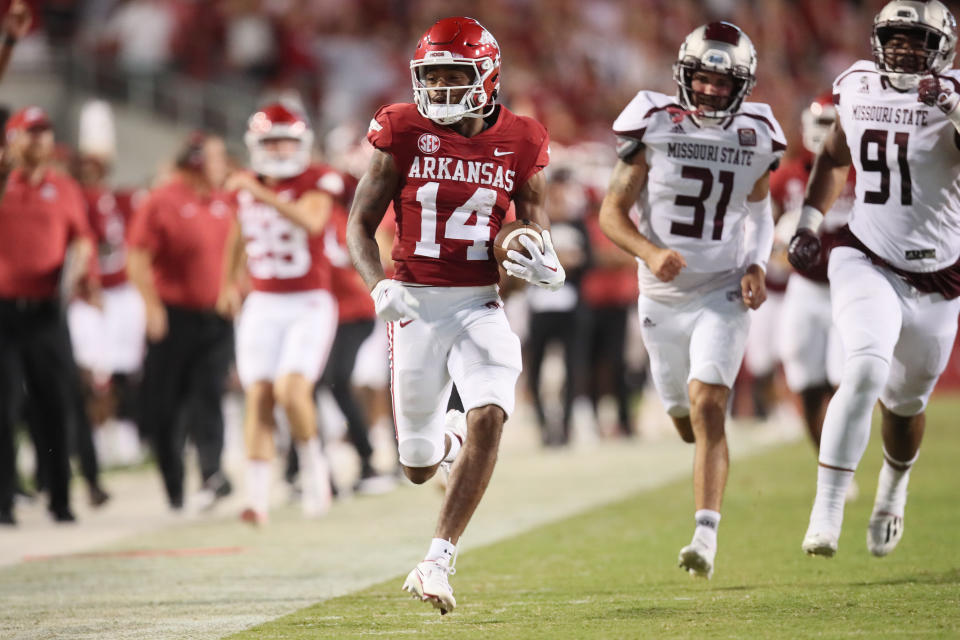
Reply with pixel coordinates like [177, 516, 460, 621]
[599, 22, 785, 579]
[791, 0, 960, 559]
[218, 103, 340, 524]
[346, 16, 563, 614]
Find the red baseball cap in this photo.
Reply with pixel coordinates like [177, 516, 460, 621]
[6, 106, 52, 136]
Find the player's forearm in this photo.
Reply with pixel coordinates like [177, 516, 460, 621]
[346, 221, 386, 290]
[598, 200, 657, 265]
[255, 187, 329, 233]
[743, 196, 774, 272]
[127, 248, 162, 307]
[220, 224, 245, 290]
[0, 36, 15, 83]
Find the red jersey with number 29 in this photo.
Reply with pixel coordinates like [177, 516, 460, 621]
[236, 165, 340, 293]
[367, 103, 549, 286]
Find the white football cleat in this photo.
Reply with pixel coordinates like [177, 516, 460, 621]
[402, 560, 456, 615]
[867, 511, 904, 557]
[802, 529, 838, 557]
[678, 540, 715, 579]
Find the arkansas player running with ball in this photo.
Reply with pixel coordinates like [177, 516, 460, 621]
[347, 17, 563, 614]
[791, 0, 960, 559]
[599, 22, 785, 579]
[218, 104, 339, 524]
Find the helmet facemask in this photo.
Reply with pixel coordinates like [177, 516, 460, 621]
[672, 23, 758, 125]
[411, 56, 498, 125]
[245, 122, 313, 179]
[675, 59, 752, 120]
[871, 1, 958, 90]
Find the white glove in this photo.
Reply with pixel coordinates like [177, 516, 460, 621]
[370, 279, 420, 323]
[502, 229, 566, 291]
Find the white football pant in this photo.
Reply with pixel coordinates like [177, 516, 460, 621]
[638, 284, 750, 418]
[819, 247, 960, 470]
[388, 284, 521, 468]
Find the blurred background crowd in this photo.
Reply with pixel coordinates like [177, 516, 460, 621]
[3, 0, 958, 525]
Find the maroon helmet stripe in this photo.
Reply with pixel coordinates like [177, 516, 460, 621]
[703, 22, 741, 46]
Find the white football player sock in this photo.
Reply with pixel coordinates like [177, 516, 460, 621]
[245, 459, 271, 516]
[808, 465, 854, 535]
[818, 354, 888, 470]
[295, 437, 332, 516]
[692, 509, 721, 550]
[425, 537, 457, 565]
[872, 448, 918, 516]
[443, 431, 462, 464]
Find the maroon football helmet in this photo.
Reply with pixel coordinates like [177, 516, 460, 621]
[410, 16, 501, 125]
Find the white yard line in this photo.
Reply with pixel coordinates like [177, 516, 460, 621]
[0, 403, 802, 640]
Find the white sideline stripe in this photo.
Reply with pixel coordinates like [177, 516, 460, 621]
[0, 408, 802, 640]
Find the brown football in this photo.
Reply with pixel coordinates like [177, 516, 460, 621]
[493, 219, 544, 264]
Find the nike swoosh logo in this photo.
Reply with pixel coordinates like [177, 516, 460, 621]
[493, 149, 514, 156]
[544, 265, 558, 272]
[399, 319, 415, 328]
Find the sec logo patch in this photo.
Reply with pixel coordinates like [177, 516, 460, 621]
[418, 133, 440, 154]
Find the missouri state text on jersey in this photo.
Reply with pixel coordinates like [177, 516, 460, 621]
[834, 60, 960, 273]
[613, 90, 786, 280]
[367, 103, 549, 286]
[235, 165, 342, 293]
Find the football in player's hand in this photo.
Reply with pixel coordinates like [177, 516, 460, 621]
[494, 219, 544, 264]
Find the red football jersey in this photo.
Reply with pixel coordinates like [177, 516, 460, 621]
[82, 186, 146, 288]
[770, 155, 855, 283]
[236, 165, 340, 293]
[367, 103, 550, 286]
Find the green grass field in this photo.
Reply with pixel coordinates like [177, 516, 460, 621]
[230, 402, 960, 639]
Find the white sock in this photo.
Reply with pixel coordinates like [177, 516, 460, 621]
[808, 465, 854, 535]
[245, 459, 271, 515]
[693, 509, 721, 550]
[296, 437, 332, 514]
[425, 537, 456, 565]
[442, 411, 466, 464]
[443, 431, 462, 464]
[873, 449, 917, 516]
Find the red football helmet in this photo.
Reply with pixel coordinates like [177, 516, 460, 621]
[410, 16, 501, 125]
[244, 103, 314, 179]
[800, 93, 837, 154]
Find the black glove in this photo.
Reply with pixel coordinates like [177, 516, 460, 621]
[787, 228, 821, 272]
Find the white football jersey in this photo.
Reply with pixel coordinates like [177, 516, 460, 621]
[613, 91, 786, 302]
[834, 60, 960, 272]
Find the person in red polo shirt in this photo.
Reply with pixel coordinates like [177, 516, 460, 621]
[128, 132, 235, 511]
[0, 106, 97, 525]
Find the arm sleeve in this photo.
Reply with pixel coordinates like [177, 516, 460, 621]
[516, 121, 550, 189]
[366, 106, 394, 154]
[743, 196, 775, 272]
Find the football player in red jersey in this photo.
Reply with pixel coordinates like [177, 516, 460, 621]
[218, 103, 339, 524]
[347, 17, 563, 614]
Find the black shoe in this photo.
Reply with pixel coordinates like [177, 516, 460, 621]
[50, 506, 76, 523]
[211, 473, 233, 499]
[0, 509, 16, 526]
[170, 495, 184, 511]
[89, 485, 111, 508]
